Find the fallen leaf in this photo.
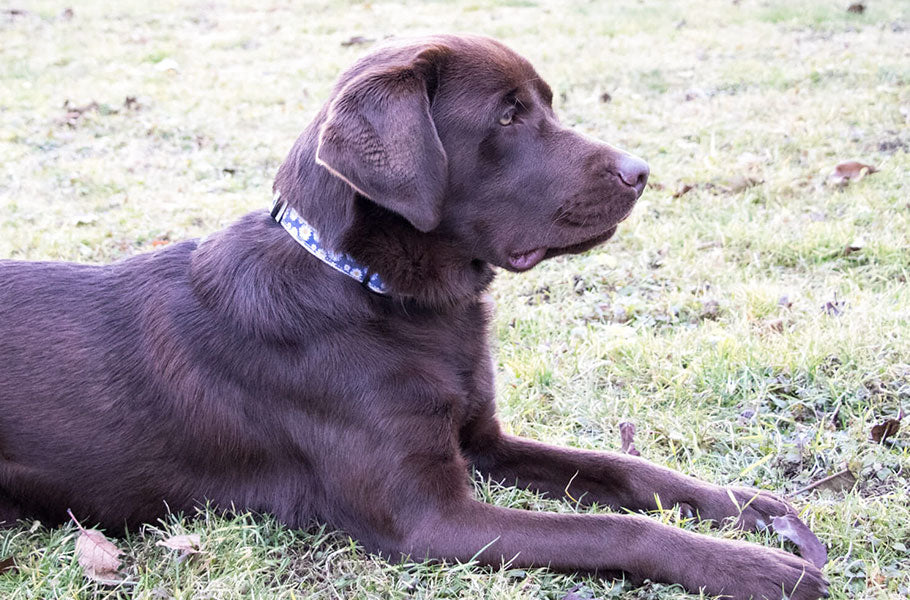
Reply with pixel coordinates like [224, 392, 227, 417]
[75, 529, 125, 583]
[562, 583, 599, 600]
[699, 299, 721, 320]
[0, 556, 17, 574]
[763, 318, 785, 333]
[154, 58, 180, 73]
[772, 514, 828, 568]
[74, 215, 98, 226]
[684, 88, 708, 101]
[822, 294, 845, 317]
[828, 160, 877, 186]
[787, 468, 857, 498]
[722, 174, 761, 193]
[843, 237, 866, 255]
[822, 469, 858, 493]
[156, 533, 201, 555]
[68, 509, 124, 584]
[341, 35, 374, 47]
[619, 421, 641, 456]
[59, 99, 101, 127]
[673, 182, 695, 198]
[813, 469, 857, 494]
[870, 408, 903, 444]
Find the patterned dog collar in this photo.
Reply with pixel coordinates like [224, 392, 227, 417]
[270, 192, 388, 294]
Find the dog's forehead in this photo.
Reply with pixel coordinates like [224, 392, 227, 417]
[357, 35, 548, 103]
[432, 37, 553, 118]
[443, 36, 544, 95]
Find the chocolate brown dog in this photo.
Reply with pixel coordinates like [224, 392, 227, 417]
[0, 35, 826, 599]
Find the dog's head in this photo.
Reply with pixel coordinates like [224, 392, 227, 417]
[275, 35, 647, 293]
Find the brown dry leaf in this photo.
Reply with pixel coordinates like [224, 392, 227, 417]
[59, 99, 102, 128]
[672, 182, 695, 198]
[562, 583, 600, 600]
[619, 421, 641, 456]
[788, 467, 858, 498]
[828, 160, 877, 186]
[763, 317, 785, 333]
[771, 514, 828, 568]
[75, 529, 125, 583]
[822, 294, 845, 317]
[341, 35, 374, 47]
[871, 408, 904, 444]
[814, 468, 858, 494]
[722, 174, 761, 194]
[156, 533, 201, 555]
[0, 555, 17, 574]
[699, 299, 721, 320]
[843, 237, 866, 256]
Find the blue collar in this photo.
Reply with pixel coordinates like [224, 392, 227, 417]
[270, 192, 388, 294]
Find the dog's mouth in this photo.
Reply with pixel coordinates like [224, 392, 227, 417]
[507, 248, 548, 271]
[506, 225, 619, 272]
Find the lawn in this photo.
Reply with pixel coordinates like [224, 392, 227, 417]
[1, 0, 908, 598]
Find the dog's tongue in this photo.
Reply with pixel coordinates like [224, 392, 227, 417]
[509, 248, 546, 271]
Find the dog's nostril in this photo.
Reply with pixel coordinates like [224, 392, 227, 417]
[615, 153, 650, 198]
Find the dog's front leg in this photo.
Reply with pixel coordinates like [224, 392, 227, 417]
[465, 430, 797, 531]
[392, 500, 826, 600]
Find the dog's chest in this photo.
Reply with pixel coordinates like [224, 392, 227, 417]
[364, 298, 495, 424]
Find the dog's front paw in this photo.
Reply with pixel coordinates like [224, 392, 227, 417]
[685, 537, 829, 600]
[681, 485, 796, 531]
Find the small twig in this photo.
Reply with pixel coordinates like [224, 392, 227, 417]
[66, 508, 86, 532]
[786, 468, 853, 498]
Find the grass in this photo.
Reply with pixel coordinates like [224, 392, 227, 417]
[1, 0, 909, 598]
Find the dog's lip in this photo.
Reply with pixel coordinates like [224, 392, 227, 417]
[507, 248, 547, 272]
[506, 224, 620, 272]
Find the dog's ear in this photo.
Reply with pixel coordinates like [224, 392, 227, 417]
[315, 46, 448, 233]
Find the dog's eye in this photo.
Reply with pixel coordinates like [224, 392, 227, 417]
[499, 108, 515, 126]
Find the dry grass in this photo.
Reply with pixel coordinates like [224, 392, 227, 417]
[1, 1, 909, 598]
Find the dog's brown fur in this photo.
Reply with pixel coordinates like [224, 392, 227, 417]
[0, 35, 826, 599]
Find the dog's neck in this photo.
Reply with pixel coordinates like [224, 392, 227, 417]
[345, 201, 496, 309]
[272, 194, 388, 295]
[276, 189, 495, 309]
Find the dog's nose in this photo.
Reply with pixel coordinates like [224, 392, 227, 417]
[615, 153, 649, 198]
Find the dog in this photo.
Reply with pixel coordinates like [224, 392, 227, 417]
[0, 35, 826, 599]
